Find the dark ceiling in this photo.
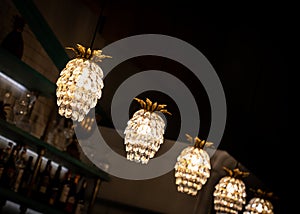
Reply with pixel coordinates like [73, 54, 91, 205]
[78, 0, 291, 211]
[94, 1, 293, 212]
[87, 1, 290, 212]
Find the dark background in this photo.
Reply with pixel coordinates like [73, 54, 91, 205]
[91, 1, 291, 212]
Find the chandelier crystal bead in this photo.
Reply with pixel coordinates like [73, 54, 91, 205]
[124, 98, 171, 164]
[56, 44, 111, 122]
[243, 189, 275, 214]
[213, 167, 249, 214]
[174, 134, 212, 196]
[243, 198, 274, 214]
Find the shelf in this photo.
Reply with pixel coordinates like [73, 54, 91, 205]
[0, 119, 110, 181]
[0, 47, 56, 98]
[0, 187, 65, 214]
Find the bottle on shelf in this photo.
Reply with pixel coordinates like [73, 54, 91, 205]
[64, 174, 81, 213]
[44, 119, 57, 145]
[57, 170, 72, 209]
[0, 100, 6, 120]
[0, 157, 6, 210]
[74, 179, 88, 214]
[26, 148, 45, 198]
[36, 159, 52, 202]
[2, 91, 15, 123]
[66, 136, 80, 159]
[13, 92, 37, 132]
[53, 117, 67, 151]
[0, 143, 21, 187]
[18, 155, 34, 195]
[2, 141, 13, 163]
[12, 146, 28, 192]
[48, 164, 62, 206]
[0, 150, 5, 180]
[0, 142, 13, 180]
[17, 148, 45, 214]
[0, 142, 18, 211]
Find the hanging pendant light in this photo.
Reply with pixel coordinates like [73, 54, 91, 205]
[243, 189, 275, 214]
[174, 134, 212, 196]
[213, 166, 249, 214]
[124, 97, 171, 164]
[56, 44, 111, 122]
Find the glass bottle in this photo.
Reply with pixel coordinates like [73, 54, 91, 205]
[37, 159, 52, 202]
[0, 150, 5, 180]
[1, 143, 22, 187]
[74, 179, 88, 214]
[2, 91, 15, 123]
[18, 155, 34, 195]
[18, 155, 33, 214]
[13, 92, 37, 132]
[0, 142, 13, 180]
[66, 137, 80, 159]
[53, 117, 67, 151]
[48, 165, 62, 206]
[64, 174, 81, 213]
[27, 148, 45, 198]
[64, 174, 80, 213]
[2, 141, 13, 162]
[44, 119, 57, 145]
[57, 170, 72, 208]
[12, 146, 28, 192]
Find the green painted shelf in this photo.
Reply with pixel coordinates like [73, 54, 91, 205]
[0, 47, 56, 98]
[0, 118, 110, 181]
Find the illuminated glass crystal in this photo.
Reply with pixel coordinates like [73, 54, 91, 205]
[56, 44, 111, 122]
[244, 197, 274, 214]
[213, 167, 249, 214]
[174, 135, 211, 196]
[124, 98, 171, 164]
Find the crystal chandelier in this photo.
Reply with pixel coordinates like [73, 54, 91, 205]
[213, 167, 249, 214]
[123, 98, 171, 164]
[56, 44, 111, 122]
[174, 134, 212, 196]
[243, 189, 275, 214]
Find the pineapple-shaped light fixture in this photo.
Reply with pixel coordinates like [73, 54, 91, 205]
[56, 44, 111, 122]
[243, 189, 275, 214]
[213, 166, 249, 214]
[124, 97, 171, 164]
[174, 134, 212, 196]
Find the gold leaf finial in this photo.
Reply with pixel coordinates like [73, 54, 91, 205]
[66, 43, 111, 61]
[185, 134, 213, 149]
[185, 134, 194, 144]
[250, 188, 278, 199]
[134, 97, 171, 115]
[92, 49, 112, 62]
[223, 166, 249, 178]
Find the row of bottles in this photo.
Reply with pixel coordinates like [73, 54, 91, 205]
[0, 83, 75, 153]
[1, 85, 86, 163]
[0, 89, 37, 132]
[0, 142, 88, 214]
[44, 117, 75, 152]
